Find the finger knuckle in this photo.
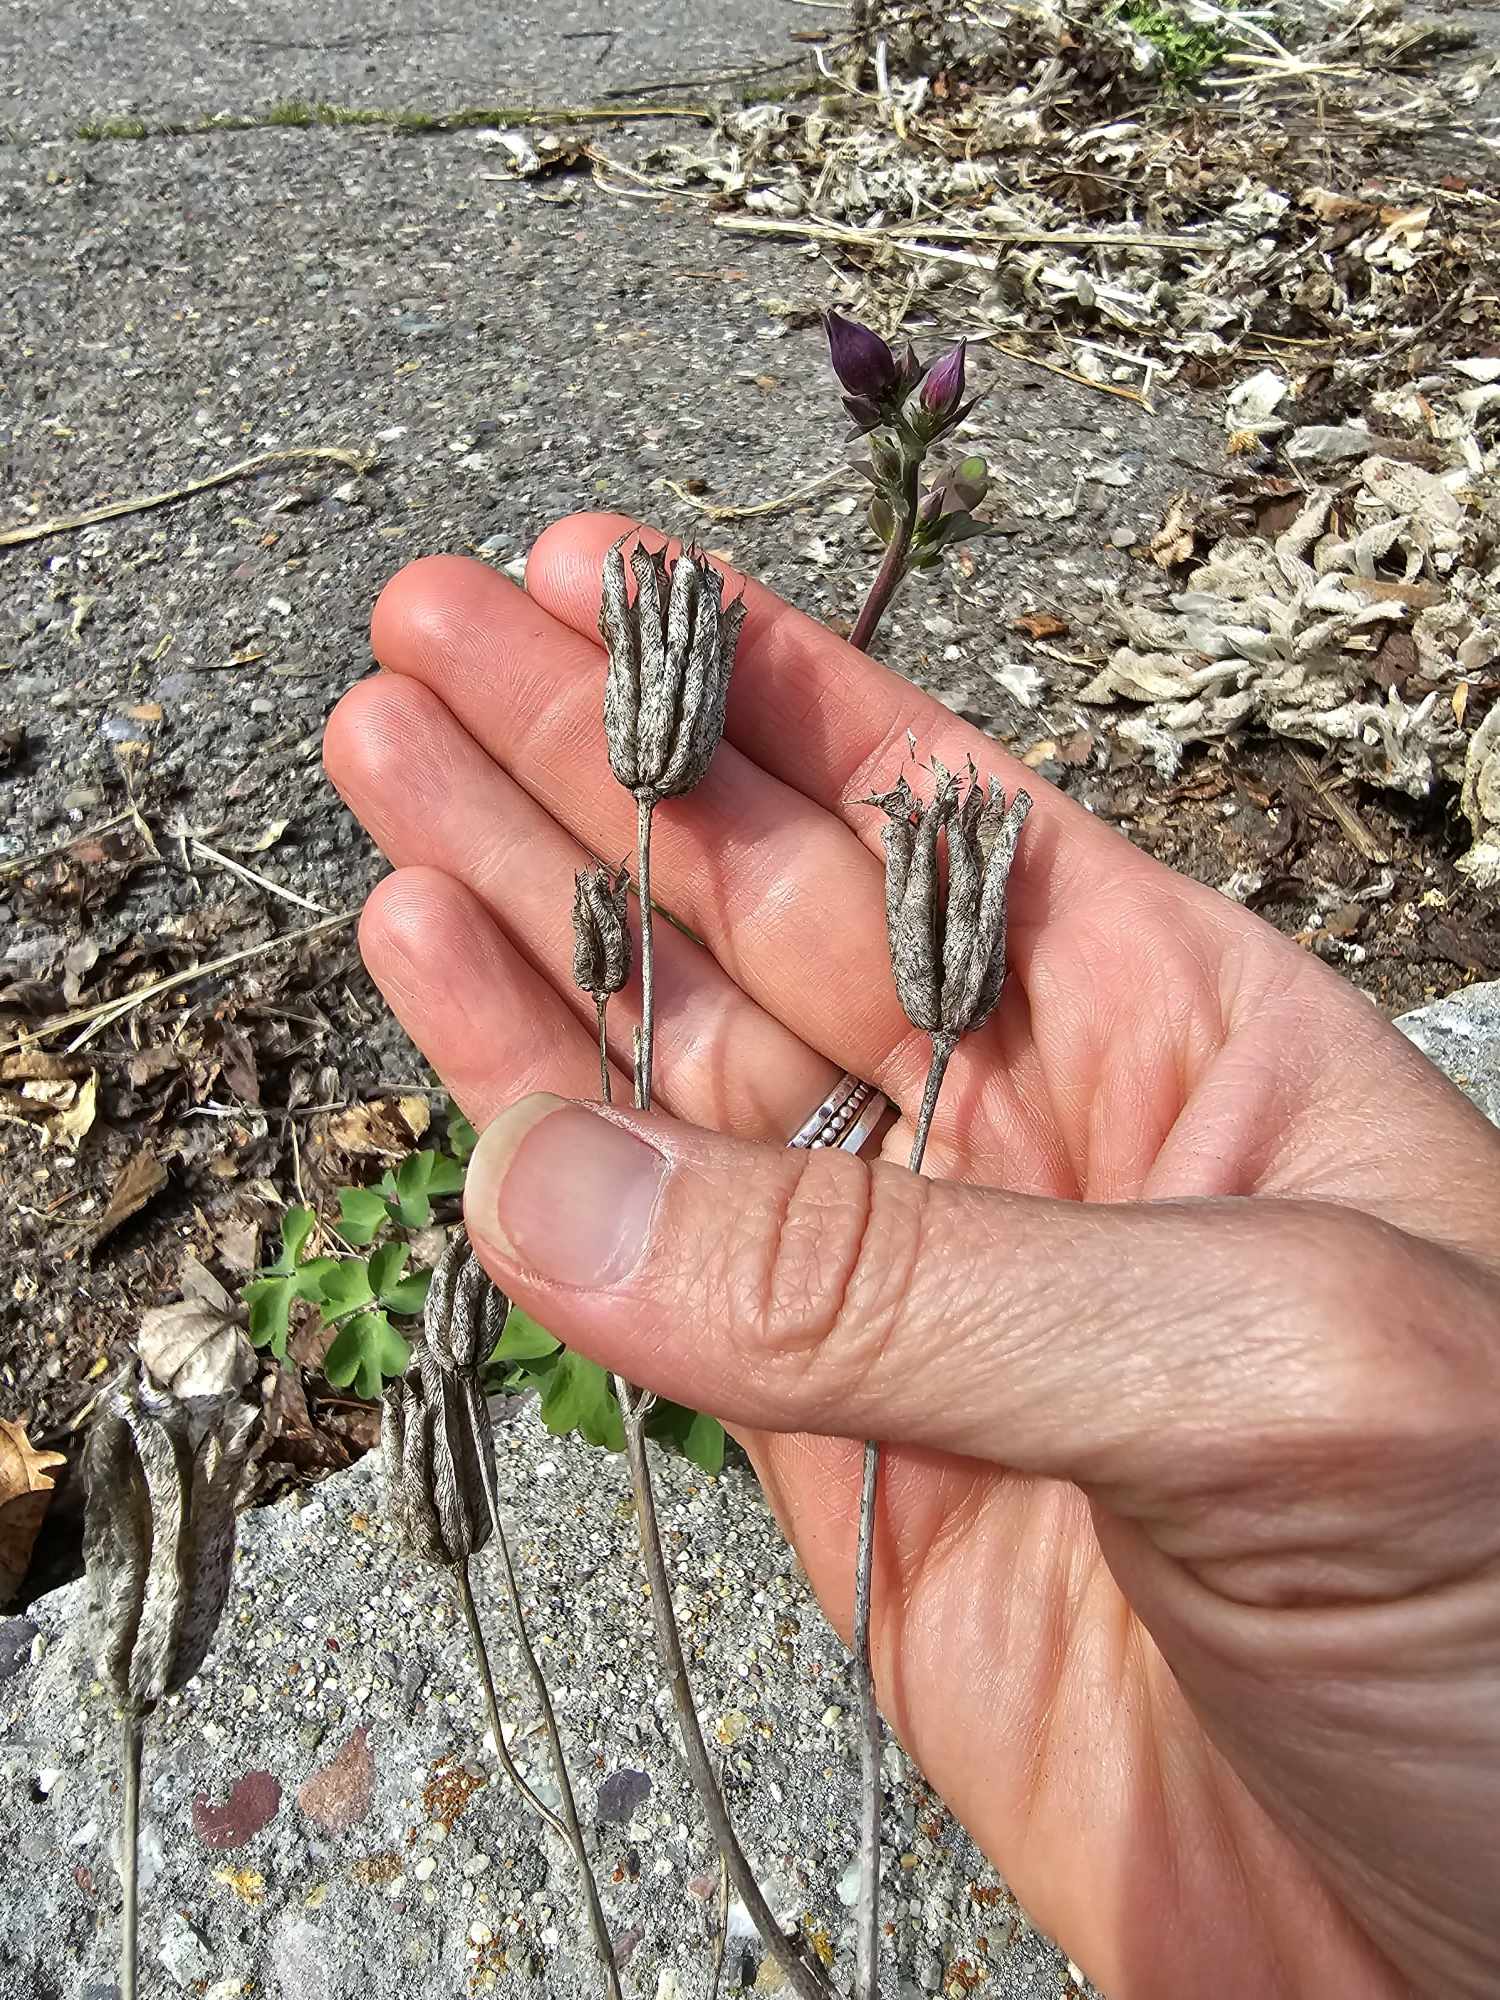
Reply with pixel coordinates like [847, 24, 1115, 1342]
[732, 1151, 926, 1424]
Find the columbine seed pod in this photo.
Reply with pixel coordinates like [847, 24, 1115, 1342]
[868, 762, 1031, 1043]
[572, 860, 632, 1001]
[422, 1231, 509, 1377]
[83, 1362, 256, 1713]
[599, 539, 746, 806]
[381, 1347, 494, 1568]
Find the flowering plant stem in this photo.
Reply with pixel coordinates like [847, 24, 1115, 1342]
[465, 1390, 622, 1999]
[597, 979, 829, 2000]
[118, 1707, 145, 2000]
[849, 450, 919, 653]
[853, 1031, 955, 2000]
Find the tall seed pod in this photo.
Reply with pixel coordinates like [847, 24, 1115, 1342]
[598, 536, 745, 1110]
[849, 757, 1030, 2000]
[408, 1233, 622, 1998]
[84, 1362, 256, 2000]
[572, 860, 632, 1103]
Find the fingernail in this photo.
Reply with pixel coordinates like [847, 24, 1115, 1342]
[464, 1094, 666, 1290]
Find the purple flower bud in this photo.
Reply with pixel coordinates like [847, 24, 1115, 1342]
[921, 340, 967, 419]
[823, 310, 898, 404]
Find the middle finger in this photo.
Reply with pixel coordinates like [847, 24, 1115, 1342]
[326, 668, 848, 1147]
[367, 553, 940, 1112]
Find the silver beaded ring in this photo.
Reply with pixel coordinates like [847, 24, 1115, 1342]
[786, 1073, 890, 1155]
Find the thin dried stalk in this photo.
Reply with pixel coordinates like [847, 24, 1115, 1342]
[636, 796, 657, 1108]
[118, 1709, 144, 2000]
[613, 1376, 827, 2000]
[852, 1036, 952, 1998]
[616, 938, 827, 2000]
[596, 998, 613, 1105]
[454, 1559, 570, 1844]
[465, 1385, 622, 2000]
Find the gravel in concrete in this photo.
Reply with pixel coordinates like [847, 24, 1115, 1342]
[0, 1410, 1089, 2000]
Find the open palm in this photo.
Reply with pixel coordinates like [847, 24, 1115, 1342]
[325, 513, 1500, 2000]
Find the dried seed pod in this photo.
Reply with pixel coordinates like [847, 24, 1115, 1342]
[83, 1362, 256, 1713]
[867, 762, 1031, 1044]
[572, 860, 632, 1000]
[422, 1231, 509, 1377]
[381, 1348, 494, 1568]
[599, 538, 746, 805]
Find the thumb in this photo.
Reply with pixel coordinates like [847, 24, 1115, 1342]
[461, 1093, 1452, 1504]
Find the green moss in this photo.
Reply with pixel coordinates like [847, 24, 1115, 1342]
[1115, 0, 1230, 89]
[76, 115, 150, 141]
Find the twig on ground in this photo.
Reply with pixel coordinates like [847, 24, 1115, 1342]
[664, 469, 849, 521]
[0, 809, 136, 879]
[0, 448, 376, 549]
[0, 911, 357, 1057]
[186, 835, 329, 914]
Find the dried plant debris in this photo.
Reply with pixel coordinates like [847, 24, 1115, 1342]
[1084, 367, 1497, 821]
[639, 0, 1496, 400]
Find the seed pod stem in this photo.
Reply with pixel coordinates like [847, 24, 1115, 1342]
[596, 996, 612, 1107]
[851, 1029, 955, 2000]
[462, 1368, 622, 2000]
[452, 1556, 570, 1845]
[119, 1707, 145, 2000]
[634, 794, 656, 1112]
[614, 1376, 829, 2000]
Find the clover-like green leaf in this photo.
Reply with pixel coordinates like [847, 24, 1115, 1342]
[389, 1149, 466, 1228]
[244, 1209, 337, 1357]
[534, 1349, 625, 1451]
[337, 1185, 391, 1247]
[491, 1306, 562, 1364]
[446, 1111, 479, 1162]
[317, 1259, 376, 1322]
[647, 1401, 727, 1476]
[266, 1206, 316, 1275]
[366, 1240, 430, 1316]
[324, 1309, 411, 1400]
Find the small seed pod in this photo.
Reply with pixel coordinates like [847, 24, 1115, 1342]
[83, 1362, 257, 1713]
[572, 861, 632, 1001]
[381, 1347, 495, 1569]
[868, 762, 1031, 1044]
[422, 1232, 509, 1378]
[599, 538, 746, 805]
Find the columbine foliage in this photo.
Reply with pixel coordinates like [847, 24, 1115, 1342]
[241, 1114, 725, 1473]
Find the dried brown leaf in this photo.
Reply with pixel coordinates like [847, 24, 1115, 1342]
[0, 1419, 67, 1607]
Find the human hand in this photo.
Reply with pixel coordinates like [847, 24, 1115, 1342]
[324, 514, 1500, 2000]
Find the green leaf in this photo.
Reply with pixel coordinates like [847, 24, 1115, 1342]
[381, 1270, 431, 1316]
[490, 1306, 562, 1363]
[324, 1310, 410, 1400]
[338, 1186, 391, 1247]
[647, 1400, 727, 1476]
[243, 1250, 338, 1356]
[534, 1350, 624, 1451]
[244, 1275, 297, 1357]
[367, 1241, 430, 1316]
[265, 1205, 316, 1275]
[366, 1242, 408, 1296]
[317, 1259, 375, 1321]
[389, 1149, 465, 1228]
[446, 1111, 478, 1162]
